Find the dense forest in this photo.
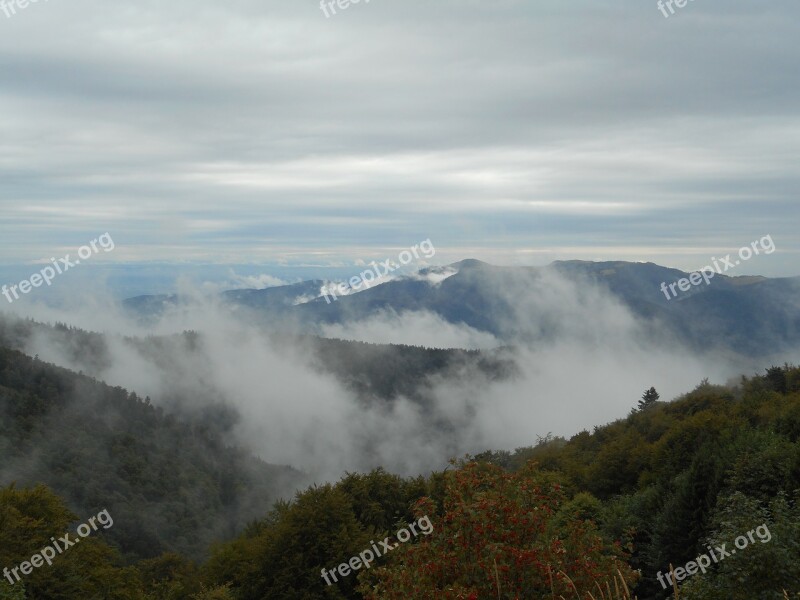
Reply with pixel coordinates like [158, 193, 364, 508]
[0, 316, 517, 406]
[0, 346, 303, 564]
[2, 331, 800, 598]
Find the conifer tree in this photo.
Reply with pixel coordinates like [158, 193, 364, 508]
[638, 386, 660, 411]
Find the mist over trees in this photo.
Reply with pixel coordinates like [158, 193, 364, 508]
[2, 325, 800, 597]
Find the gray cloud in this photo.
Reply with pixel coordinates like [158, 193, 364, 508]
[0, 0, 798, 275]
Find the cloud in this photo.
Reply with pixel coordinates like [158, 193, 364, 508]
[0, 1, 797, 273]
[408, 266, 458, 286]
[6, 265, 789, 485]
[320, 309, 501, 350]
[199, 269, 289, 293]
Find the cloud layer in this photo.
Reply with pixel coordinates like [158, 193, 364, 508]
[0, 0, 798, 274]
[6, 265, 781, 483]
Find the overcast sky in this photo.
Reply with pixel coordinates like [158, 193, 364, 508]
[0, 0, 798, 276]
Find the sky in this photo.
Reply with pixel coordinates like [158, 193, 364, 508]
[1, 0, 798, 281]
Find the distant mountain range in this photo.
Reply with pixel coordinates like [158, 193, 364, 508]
[123, 260, 800, 357]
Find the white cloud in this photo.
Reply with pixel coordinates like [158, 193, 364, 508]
[320, 309, 501, 350]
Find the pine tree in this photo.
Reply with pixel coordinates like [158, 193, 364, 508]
[638, 387, 660, 411]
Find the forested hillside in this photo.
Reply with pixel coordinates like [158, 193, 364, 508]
[0, 347, 303, 563]
[193, 366, 800, 599]
[0, 316, 517, 406]
[2, 343, 800, 598]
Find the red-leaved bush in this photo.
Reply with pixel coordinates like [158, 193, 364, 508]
[358, 461, 637, 599]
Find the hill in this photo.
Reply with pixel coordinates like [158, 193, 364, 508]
[122, 260, 800, 358]
[0, 346, 303, 563]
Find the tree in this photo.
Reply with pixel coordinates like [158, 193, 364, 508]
[638, 387, 660, 411]
[766, 365, 788, 394]
[680, 491, 800, 599]
[137, 553, 202, 599]
[0, 581, 26, 600]
[203, 484, 372, 600]
[191, 585, 234, 600]
[0, 484, 143, 600]
[358, 461, 637, 599]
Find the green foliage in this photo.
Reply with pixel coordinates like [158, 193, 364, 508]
[204, 484, 374, 599]
[490, 365, 800, 599]
[4, 317, 800, 599]
[137, 553, 202, 600]
[338, 469, 430, 533]
[308, 337, 518, 402]
[0, 346, 302, 562]
[0, 581, 26, 600]
[190, 585, 234, 600]
[0, 484, 143, 599]
[586, 428, 651, 496]
[766, 365, 789, 394]
[639, 386, 660, 411]
[644, 437, 732, 588]
[681, 491, 800, 599]
[127, 362, 800, 599]
[727, 431, 800, 502]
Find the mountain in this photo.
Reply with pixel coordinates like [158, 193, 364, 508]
[0, 344, 304, 562]
[123, 259, 800, 358]
[549, 261, 800, 355]
[123, 280, 327, 321]
[0, 316, 517, 405]
[0, 314, 517, 562]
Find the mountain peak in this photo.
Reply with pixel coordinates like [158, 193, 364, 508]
[450, 258, 492, 270]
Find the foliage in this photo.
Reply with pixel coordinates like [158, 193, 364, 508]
[203, 484, 374, 599]
[4, 320, 800, 599]
[0, 484, 142, 599]
[137, 553, 203, 599]
[680, 491, 800, 599]
[0, 346, 302, 562]
[639, 387, 660, 411]
[0, 581, 26, 600]
[190, 585, 234, 600]
[357, 461, 637, 599]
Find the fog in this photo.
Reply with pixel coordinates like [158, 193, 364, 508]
[1, 267, 770, 482]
